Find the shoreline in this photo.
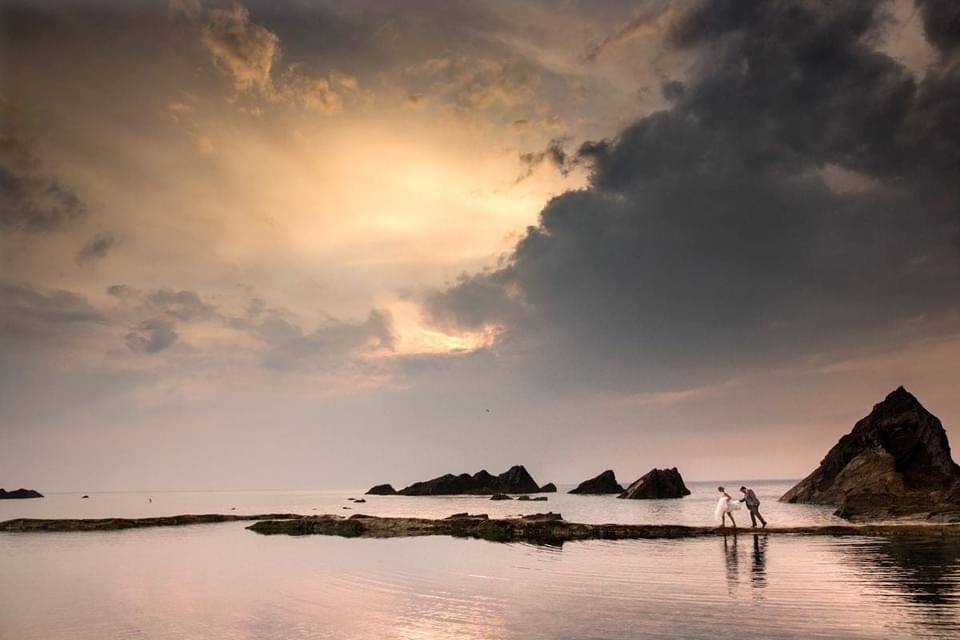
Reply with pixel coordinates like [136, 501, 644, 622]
[3, 513, 960, 543]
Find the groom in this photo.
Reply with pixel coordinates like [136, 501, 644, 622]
[739, 486, 767, 528]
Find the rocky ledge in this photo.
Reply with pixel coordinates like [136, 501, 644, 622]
[781, 387, 960, 521]
[246, 513, 960, 544]
[569, 470, 623, 494]
[0, 488, 44, 500]
[0, 513, 303, 532]
[619, 468, 691, 499]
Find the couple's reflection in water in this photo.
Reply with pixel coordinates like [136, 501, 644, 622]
[722, 532, 767, 597]
[720, 531, 960, 631]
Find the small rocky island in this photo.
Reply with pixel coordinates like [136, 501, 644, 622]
[569, 470, 623, 494]
[619, 468, 691, 499]
[365, 484, 397, 495]
[781, 386, 960, 521]
[370, 465, 553, 496]
[0, 488, 44, 500]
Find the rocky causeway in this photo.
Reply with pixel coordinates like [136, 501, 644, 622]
[3, 512, 959, 545]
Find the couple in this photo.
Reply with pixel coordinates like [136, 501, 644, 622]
[715, 485, 767, 529]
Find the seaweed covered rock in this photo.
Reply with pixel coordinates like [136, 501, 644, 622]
[618, 468, 691, 499]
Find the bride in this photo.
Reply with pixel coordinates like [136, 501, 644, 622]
[715, 486, 740, 528]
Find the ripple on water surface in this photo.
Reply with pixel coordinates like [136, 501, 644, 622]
[2, 523, 959, 639]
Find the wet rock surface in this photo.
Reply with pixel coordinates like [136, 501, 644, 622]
[0, 513, 304, 532]
[244, 513, 960, 544]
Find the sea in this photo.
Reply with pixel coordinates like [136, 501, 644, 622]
[2, 480, 958, 639]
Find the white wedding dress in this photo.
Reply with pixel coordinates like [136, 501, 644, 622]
[714, 495, 741, 524]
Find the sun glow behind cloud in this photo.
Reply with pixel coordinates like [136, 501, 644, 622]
[386, 300, 500, 356]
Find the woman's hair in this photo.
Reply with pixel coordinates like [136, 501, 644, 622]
[717, 486, 725, 492]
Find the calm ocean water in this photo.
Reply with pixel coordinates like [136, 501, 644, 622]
[2, 481, 959, 639]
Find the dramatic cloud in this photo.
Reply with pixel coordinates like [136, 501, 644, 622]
[0, 104, 86, 233]
[428, 0, 960, 391]
[178, 0, 345, 113]
[0, 283, 104, 346]
[76, 232, 119, 265]
[125, 317, 179, 354]
[515, 137, 573, 182]
[405, 55, 540, 113]
[583, 2, 673, 62]
[107, 283, 395, 368]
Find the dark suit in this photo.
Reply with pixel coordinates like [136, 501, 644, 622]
[740, 488, 766, 527]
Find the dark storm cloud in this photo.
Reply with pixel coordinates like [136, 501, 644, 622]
[76, 232, 119, 265]
[0, 105, 87, 233]
[125, 318, 179, 354]
[427, 0, 960, 391]
[915, 0, 960, 54]
[515, 137, 574, 183]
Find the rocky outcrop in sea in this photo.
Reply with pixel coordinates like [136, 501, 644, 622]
[781, 386, 960, 521]
[396, 465, 545, 496]
[0, 488, 43, 500]
[568, 470, 623, 494]
[365, 484, 397, 495]
[618, 468, 691, 499]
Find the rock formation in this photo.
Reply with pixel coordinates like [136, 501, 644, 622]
[539, 483, 557, 493]
[781, 386, 960, 521]
[365, 484, 397, 495]
[0, 488, 43, 500]
[569, 470, 624, 494]
[397, 465, 542, 495]
[489, 493, 512, 500]
[618, 468, 691, 499]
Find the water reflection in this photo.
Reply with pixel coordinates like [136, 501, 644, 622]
[722, 532, 740, 594]
[751, 534, 768, 594]
[838, 536, 960, 607]
[2, 527, 959, 639]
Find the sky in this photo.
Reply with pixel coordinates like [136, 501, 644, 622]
[2, 0, 959, 491]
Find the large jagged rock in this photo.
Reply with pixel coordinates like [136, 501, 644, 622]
[365, 484, 397, 495]
[781, 386, 960, 521]
[398, 465, 541, 495]
[618, 468, 691, 499]
[0, 488, 43, 500]
[569, 470, 624, 494]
